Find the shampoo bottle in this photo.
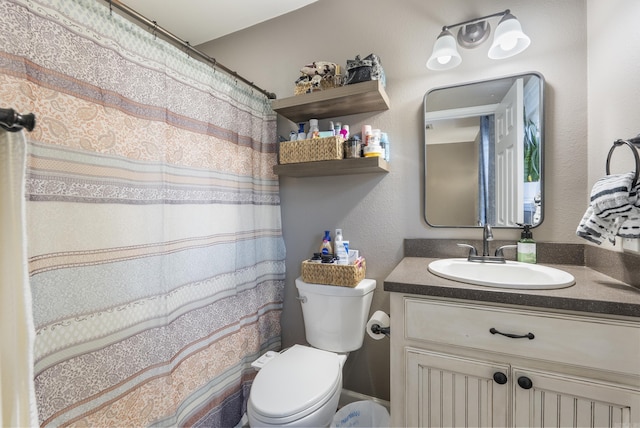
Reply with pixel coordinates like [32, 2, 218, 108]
[320, 230, 332, 256]
[517, 224, 537, 263]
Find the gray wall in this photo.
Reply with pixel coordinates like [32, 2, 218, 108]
[200, 0, 639, 401]
[426, 141, 478, 226]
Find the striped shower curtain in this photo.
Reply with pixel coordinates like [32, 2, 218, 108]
[0, 0, 285, 426]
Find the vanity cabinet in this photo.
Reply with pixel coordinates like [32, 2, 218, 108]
[391, 294, 640, 427]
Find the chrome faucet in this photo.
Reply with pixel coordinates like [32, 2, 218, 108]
[482, 223, 493, 257]
[457, 223, 512, 263]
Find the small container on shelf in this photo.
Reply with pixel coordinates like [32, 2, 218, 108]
[344, 136, 362, 158]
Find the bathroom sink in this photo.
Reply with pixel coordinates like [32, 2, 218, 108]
[428, 258, 575, 290]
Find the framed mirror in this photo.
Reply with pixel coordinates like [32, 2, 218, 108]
[424, 72, 544, 228]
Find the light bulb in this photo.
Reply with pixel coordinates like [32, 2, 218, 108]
[427, 29, 462, 70]
[488, 13, 531, 60]
[500, 35, 518, 51]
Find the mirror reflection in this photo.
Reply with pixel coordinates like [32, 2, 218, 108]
[424, 72, 544, 228]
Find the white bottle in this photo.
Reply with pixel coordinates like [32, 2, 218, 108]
[307, 118, 319, 139]
[334, 229, 349, 265]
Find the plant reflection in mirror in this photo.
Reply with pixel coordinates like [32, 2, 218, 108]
[524, 115, 540, 182]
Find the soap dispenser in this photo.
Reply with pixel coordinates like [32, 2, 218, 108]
[517, 224, 537, 264]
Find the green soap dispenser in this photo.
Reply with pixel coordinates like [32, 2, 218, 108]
[517, 224, 537, 264]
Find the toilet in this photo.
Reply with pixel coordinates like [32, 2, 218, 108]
[247, 277, 376, 427]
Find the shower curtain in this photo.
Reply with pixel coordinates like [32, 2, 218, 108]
[0, 0, 285, 426]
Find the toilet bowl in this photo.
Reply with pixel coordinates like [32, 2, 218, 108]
[247, 278, 376, 427]
[247, 345, 345, 427]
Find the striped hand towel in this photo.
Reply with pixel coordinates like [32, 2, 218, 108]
[576, 172, 640, 244]
[576, 206, 618, 244]
[590, 172, 636, 218]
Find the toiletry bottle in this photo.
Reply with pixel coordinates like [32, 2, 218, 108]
[362, 125, 372, 147]
[307, 119, 319, 139]
[320, 230, 332, 255]
[517, 224, 537, 263]
[297, 122, 306, 140]
[334, 229, 349, 265]
[341, 124, 349, 139]
[380, 132, 390, 161]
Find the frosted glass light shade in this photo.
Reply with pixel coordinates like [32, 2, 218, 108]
[427, 30, 462, 70]
[488, 14, 530, 59]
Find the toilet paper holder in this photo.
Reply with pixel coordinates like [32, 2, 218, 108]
[370, 323, 390, 337]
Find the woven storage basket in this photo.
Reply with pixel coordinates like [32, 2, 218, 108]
[301, 259, 366, 287]
[279, 136, 344, 164]
[294, 75, 343, 95]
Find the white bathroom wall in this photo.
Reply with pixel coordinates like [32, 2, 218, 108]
[197, 0, 630, 401]
[587, 0, 640, 250]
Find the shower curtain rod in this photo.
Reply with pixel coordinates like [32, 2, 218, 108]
[105, 0, 277, 99]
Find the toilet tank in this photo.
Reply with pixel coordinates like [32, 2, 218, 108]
[295, 277, 376, 353]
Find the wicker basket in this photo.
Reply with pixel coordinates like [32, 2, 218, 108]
[279, 136, 344, 164]
[294, 75, 343, 95]
[301, 259, 366, 287]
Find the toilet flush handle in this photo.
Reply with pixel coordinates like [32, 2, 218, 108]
[296, 295, 307, 303]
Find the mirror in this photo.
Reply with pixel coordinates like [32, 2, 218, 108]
[424, 72, 544, 228]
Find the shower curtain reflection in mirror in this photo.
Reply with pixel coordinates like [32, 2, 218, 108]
[478, 115, 495, 226]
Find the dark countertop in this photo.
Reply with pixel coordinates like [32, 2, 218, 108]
[384, 257, 640, 318]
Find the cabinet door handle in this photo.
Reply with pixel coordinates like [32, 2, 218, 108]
[517, 376, 533, 389]
[493, 372, 508, 385]
[489, 327, 535, 340]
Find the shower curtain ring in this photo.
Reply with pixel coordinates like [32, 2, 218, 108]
[151, 20, 157, 39]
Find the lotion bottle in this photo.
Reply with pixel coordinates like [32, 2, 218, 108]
[517, 224, 537, 263]
[320, 230, 332, 256]
[334, 229, 348, 265]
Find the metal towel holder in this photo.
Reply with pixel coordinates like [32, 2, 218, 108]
[0, 107, 36, 132]
[606, 135, 640, 189]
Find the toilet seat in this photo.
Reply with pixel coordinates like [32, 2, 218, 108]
[248, 345, 342, 425]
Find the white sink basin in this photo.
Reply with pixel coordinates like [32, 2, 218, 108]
[428, 258, 575, 290]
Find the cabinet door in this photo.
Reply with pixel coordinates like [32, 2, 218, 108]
[513, 367, 640, 427]
[406, 348, 510, 427]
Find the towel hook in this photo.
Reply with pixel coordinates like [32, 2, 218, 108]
[606, 138, 640, 189]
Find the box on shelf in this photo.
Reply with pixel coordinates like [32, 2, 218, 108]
[279, 136, 344, 164]
[301, 259, 366, 287]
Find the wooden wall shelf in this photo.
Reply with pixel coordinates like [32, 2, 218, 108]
[271, 80, 390, 123]
[273, 157, 389, 177]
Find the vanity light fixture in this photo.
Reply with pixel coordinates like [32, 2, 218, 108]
[427, 9, 530, 71]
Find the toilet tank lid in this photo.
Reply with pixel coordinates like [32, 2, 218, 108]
[295, 278, 376, 296]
